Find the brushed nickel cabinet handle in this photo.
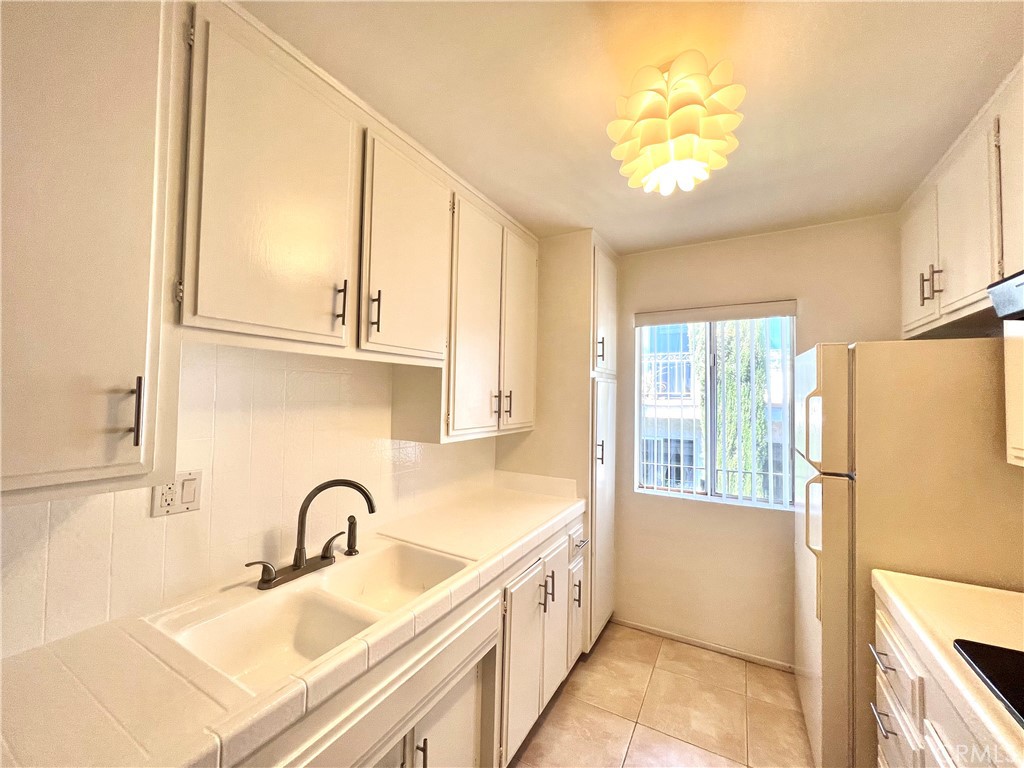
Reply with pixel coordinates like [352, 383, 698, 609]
[504, 390, 513, 419]
[129, 375, 144, 447]
[870, 702, 896, 740]
[335, 280, 348, 326]
[597, 337, 605, 362]
[918, 272, 926, 307]
[369, 289, 382, 332]
[548, 570, 556, 603]
[927, 264, 943, 299]
[869, 643, 896, 673]
[415, 737, 428, 768]
[493, 391, 502, 417]
[539, 579, 549, 613]
[573, 580, 582, 607]
[596, 440, 605, 465]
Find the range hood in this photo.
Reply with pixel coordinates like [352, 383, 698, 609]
[988, 270, 1024, 319]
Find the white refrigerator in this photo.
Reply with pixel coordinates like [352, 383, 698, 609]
[793, 338, 1024, 768]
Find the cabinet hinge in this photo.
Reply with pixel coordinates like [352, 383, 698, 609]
[501, 597, 508, 616]
[499, 746, 504, 764]
[174, 279, 184, 304]
[449, 199, 455, 215]
[187, 25, 195, 48]
[993, 116, 1001, 148]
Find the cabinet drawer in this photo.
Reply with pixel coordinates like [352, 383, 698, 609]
[923, 681, 997, 768]
[569, 523, 588, 556]
[874, 610, 926, 728]
[923, 720, 957, 768]
[876, 672, 923, 768]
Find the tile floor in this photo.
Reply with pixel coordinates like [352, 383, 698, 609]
[513, 623, 813, 768]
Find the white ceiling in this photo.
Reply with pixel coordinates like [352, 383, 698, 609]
[244, 2, 1023, 255]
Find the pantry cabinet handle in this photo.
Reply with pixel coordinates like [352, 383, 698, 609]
[504, 390, 513, 419]
[918, 272, 926, 307]
[870, 702, 896, 740]
[416, 737, 428, 768]
[927, 264, 943, 299]
[369, 289, 382, 332]
[574, 580, 582, 607]
[596, 440, 605, 465]
[130, 375, 144, 447]
[334, 280, 348, 326]
[597, 337, 605, 362]
[869, 643, 896, 673]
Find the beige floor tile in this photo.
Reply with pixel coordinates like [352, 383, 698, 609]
[564, 647, 654, 720]
[519, 687, 636, 768]
[746, 663, 802, 712]
[655, 640, 747, 694]
[591, 623, 664, 666]
[746, 697, 814, 768]
[637, 668, 747, 764]
[624, 724, 744, 768]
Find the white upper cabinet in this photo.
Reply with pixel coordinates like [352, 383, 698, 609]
[449, 198, 504, 436]
[499, 231, 539, 431]
[899, 189, 941, 334]
[593, 247, 618, 375]
[935, 120, 999, 314]
[899, 63, 1022, 337]
[183, 4, 362, 346]
[1, 3, 174, 491]
[361, 134, 454, 361]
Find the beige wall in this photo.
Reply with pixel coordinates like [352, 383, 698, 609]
[615, 214, 901, 666]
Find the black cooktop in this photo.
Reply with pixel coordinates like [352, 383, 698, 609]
[954, 639, 1024, 729]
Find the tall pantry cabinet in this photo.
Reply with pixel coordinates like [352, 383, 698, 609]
[495, 229, 618, 651]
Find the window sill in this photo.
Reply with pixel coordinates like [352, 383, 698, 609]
[634, 485, 795, 512]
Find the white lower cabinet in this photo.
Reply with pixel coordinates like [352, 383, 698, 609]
[568, 555, 586, 669]
[411, 666, 482, 768]
[500, 534, 578, 764]
[1005, 321, 1024, 467]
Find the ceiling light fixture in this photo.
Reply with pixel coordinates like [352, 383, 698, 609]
[607, 49, 746, 196]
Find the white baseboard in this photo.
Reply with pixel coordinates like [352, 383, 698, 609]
[608, 616, 795, 673]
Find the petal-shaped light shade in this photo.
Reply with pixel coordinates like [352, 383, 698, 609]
[608, 49, 745, 195]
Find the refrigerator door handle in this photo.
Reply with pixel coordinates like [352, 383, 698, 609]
[804, 475, 823, 558]
[803, 387, 823, 471]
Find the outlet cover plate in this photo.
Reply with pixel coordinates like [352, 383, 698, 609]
[151, 470, 202, 517]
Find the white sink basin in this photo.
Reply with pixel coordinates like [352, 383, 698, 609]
[171, 588, 381, 693]
[319, 541, 470, 613]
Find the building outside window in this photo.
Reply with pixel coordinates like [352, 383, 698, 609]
[635, 306, 795, 508]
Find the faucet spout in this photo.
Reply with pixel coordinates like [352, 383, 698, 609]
[294, 479, 376, 569]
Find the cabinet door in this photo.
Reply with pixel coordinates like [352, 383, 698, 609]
[593, 247, 618, 375]
[1, 3, 170, 488]
[899, 190, 941, 333]
[502, 560, 545, 760]
[412, 665, 482, 768]
[590, 379, 617, 643]
[449, 198, 503, 436]
[996, 71, 1023, 278]
[541, 538, 571, 706]
[362, 134, 453, 360]
[498, 231, 539, 430]
[1006, 321, 1024, 467]
[184, 4, 362, 347]
[568, 556, 585, 669]
[936, 122, 999, 313]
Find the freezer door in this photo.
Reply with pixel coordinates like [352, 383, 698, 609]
[794, 453, 853, 768]
[794, 343, 852, 474]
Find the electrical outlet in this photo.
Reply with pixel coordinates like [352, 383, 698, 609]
[151, 470, 203, 517]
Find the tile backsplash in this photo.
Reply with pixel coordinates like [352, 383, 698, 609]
[1, 342, 495, 658]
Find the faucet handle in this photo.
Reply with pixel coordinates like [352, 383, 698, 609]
[320, 531, 346, 560]
[245, 561, 277, 584]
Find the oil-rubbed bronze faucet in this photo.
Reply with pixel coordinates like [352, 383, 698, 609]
[245, 479, 376, 590]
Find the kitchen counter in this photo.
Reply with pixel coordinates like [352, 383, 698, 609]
[872, 570, 1024, 766]
[0, 484, 584, 768]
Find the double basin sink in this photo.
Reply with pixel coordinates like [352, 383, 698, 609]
[152, 538, 470, 693]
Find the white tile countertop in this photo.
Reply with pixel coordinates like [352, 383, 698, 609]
[0, 484, 584, 768]
[872, 570, 1024, 766]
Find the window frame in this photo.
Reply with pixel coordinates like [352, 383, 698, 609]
[634, 314, 796, 510]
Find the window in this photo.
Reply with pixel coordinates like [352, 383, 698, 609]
[635, 311, 795, 508]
